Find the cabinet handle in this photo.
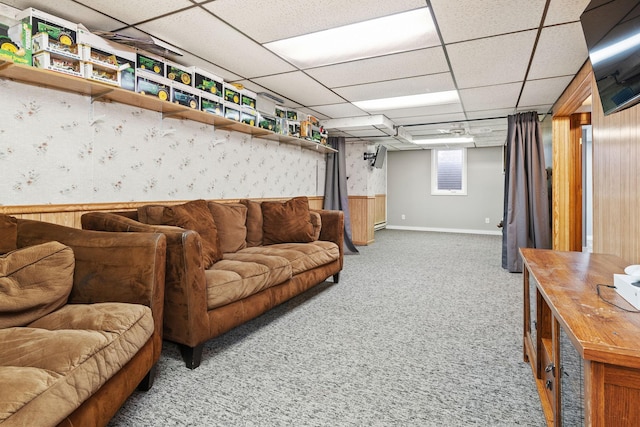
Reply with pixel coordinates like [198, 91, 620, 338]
[545, 379, 553, 390]
[545, 363, 555, 374]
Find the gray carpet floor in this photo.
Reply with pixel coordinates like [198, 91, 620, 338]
[109, 229, 545, 426]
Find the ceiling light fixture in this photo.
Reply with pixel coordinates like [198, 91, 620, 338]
[413, 136, 474, 145]
[264, 8, 435, 69]
[353, 90, 459, 111]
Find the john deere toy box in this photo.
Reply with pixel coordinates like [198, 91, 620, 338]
[0, 15, 31, 65]
[241, 89, 257, 111]
[136, 73, 171, 101]
[136, 50, 165, 77]
[32, 50, 83, 77]
[193, 67, 223, 97]
[166, 61, 193, 87]
[17, 7, 77, 50]
[201, 93, 224, 117]
[77, 27, 135, 89]
[223, 83, 241, 105]
[171, 83, 200, 109]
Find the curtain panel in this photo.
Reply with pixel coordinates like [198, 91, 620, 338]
[324, 137, 359, 255]
[501, 111, 551, 272]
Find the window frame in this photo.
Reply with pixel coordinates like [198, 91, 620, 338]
[431, 147, 468, 196]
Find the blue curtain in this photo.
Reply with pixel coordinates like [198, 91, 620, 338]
[501, 112, 551, 272]
[324, 137, 359, 255]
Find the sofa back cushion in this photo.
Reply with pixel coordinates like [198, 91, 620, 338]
[0, 214, 18, 254]
[240, 199, 263, 247]
[207, 202, 247, 253]
[261, 197, 315, 245]
[309, 211, 322, 241]
[148, 200, 222, 268]
[0, 241, 74, 328]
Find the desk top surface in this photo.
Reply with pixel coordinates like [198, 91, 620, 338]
[520, 248, 640, 367]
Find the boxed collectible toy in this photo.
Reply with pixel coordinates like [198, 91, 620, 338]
[201, 93, 224, 116]
[171, 84, 200, 109]
[136, 50, 165, 77]
[17, 7, 77, 47]
[223, 83, 241, 105]
[32, 50, 83, 77]
[136, 73, 171, 101]
[224, 102, 241, 121]
[166, 61, 193, 87]
[0, 14, 31, 65]
[193, 67, 223, 97]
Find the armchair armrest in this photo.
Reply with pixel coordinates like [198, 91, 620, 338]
[81, 212, 210, 348]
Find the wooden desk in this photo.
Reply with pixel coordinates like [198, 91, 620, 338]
[520, 248, 640, 426]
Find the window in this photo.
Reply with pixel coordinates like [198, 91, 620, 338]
[431, 148, 467, 195]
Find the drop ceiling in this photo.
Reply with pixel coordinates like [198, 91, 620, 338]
[0, 0, 591, 150]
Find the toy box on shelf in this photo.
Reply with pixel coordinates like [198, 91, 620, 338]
[223, 83, 241, 105]
[241, 107, 256, 126]
[241, 89, 256, 111]
[17, 7, 76, 40]
[136, 50, 165, 77]
[166, 61, 193, 87]
[193, 67, 223, 97]
[32, 32, 80, 59]
[0, 13, 32, 65]
[136, 72, 171, 101]
[301, 115, 322, 142]
[77, 27, 135, 89]
[258, 114, 277, 131]
[171, 83, 200, 109]
[224, 102, 241, 122]
[33, 50, 83, 77]
[201, 93, 224, 117]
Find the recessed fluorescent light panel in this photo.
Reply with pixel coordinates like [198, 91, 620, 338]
[264, 8, 436, 69]
[353, 90, 459, 111]
[414, 137, 474, 145]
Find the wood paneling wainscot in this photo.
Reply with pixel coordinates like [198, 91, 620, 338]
[1, 196, 325, 229]
[374, 194, 386, 227]
[348, 196, 375, 246]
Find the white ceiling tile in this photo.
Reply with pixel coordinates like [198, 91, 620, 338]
[430, 0, 546, 43]
[76, 0, 193, 24]
[460, 83, 522, 111]
[137, 9, 296, 79]
[311, 103, 368, 118]
[3, 0, 126, 29]
[448, 31, 537, 89]
[527, 23, 588, 80]
[334, 73, 456, 102]
[203, 0, 428, 43]
[519, 76, 574, 107]
[306, 47, 448, 89]
[545, 0, 591, 25]
[252, 72, 345, 106]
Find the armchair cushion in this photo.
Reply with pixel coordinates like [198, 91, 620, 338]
[0, 241, 74, 329]
[155, 200, 222, 268]
[261, 197, 315, 245]
[207, 202, 247, 253]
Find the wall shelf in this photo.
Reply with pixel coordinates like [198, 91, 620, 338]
[0, 60, 336, 153]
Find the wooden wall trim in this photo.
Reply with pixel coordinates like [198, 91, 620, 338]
[348, 196, 375, 246]
[553, 60, 592, 117]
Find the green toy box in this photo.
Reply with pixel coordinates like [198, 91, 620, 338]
[0, 16, 31, 65]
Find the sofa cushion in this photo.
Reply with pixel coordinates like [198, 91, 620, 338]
[223, 252, 292, 288]
[0, 302, 153, 427]
[0, 215, 17, 254]
[204, 260, 270, 309]
[0, 241, 74, 329]
[240, 199, 263, 247]
[238, 241, 339, 275]
[156, 200, 222, 268]
[137, 205, 166, 225]
[208, 202, 247, 253]
[261, 197, 315, 245]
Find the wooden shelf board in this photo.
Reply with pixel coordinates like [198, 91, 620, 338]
[0, 60, 336, 154]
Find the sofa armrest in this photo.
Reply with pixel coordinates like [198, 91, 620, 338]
[312, 209, 344, 269]
[81, 212, 211, 348]
[16, 218, 167, 362]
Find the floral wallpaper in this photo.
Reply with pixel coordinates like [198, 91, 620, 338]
[345, 142, 386, 196]
[0, 79, 328, 206]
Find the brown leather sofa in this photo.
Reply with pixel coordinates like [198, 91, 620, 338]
[81, 197, 344, 369]
[0, 215, 166, 427]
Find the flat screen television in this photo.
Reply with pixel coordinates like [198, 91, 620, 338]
[581, 0, 640, 115]
[373, 144, 387, 169]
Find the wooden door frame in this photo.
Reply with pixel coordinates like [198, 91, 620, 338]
[551, 62, 593, 251]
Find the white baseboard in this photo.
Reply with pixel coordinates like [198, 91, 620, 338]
[385, 225, 502, 236]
